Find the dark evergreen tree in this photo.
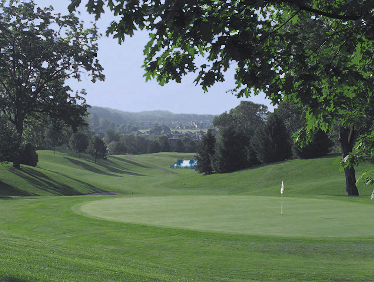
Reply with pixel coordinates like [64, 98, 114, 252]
[292, 129, 334, 159]
[158, 135, 171, 152]
[19, 143, 38, 167]
[172, 139, 185, 153]
[147, 140, 161, 153]
[212, 127, 250, 173]
[195, 129, 216, 175]
[245, 141, 261, 168]
[251, 114, 292, 164]
[69, 132, 89, 158]
[135, 136, 149, 154]
[181, 136, 198, 153]
[87, 135, 107, 164]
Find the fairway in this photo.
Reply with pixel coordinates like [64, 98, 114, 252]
[77, 195, 374, 238]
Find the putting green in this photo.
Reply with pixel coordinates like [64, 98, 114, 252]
[76, 196, 374, 238]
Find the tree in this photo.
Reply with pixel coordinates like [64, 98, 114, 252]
[158, 135, 171, 152]
[292, 129, 334, 159]
[195, 129, 216, 175]
[212, 127, 250, 173]
[19, 143, 38, 167]
[70, 0, 374, 194]
[108, 141, 127, 155]
[103, 129, 120, 144]
[69, 132, 89, 157]
[151, 123, 163, 134]
[251, 114, 292, 164]
[0, 1, 104, 169]
[181, 136, 198, 153]
[0, 115, 18, 162]
[87, 135, 107, 164]
[147, 139, 161, 154]
[213, 101, 268, 139]
[172, 139, 185, 153]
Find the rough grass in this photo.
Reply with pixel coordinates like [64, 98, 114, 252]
[1, 150, 374, 281]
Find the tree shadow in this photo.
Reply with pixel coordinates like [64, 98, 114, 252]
[65, 157, 145, 177]
[111, 156, 150, 169]
[0, 180, 34, 198]
[64, 157, 121, 177]
[9, 166, 99, 196]
[0, 276, 30, 282]
[98, 158, 145, 176]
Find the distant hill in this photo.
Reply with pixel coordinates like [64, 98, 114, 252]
[87, 106, 216, 129]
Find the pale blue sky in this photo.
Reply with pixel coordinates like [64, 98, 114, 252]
[32, 0, 276, 115]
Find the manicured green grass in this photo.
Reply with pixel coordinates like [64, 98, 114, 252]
[77, 195, 374, 238]
[1, 150, 374, 281]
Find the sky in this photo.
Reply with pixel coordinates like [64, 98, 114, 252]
[32, 0, 276, 115]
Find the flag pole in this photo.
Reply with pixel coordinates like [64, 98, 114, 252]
[281, 181, 284, 215]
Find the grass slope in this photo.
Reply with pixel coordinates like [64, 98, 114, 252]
[1, 150, 374, 281]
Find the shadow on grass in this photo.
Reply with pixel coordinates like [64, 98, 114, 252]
[98, 158, 145, 176]
[64, 157, 120, 177]
[8, 166, 101, 196]
[0, 180, 35, 198]
[65, 157, 145, 177]
[0, 276, 30, 282]
[111, 156, 150, 169]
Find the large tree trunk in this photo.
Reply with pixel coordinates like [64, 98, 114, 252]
[338, 125, 359, 196]
[13, 108, 24, 169]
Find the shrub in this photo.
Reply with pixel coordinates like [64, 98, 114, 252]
[20, 143, 38, 167]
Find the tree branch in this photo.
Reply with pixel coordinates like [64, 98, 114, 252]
[282, 1, 364, 21]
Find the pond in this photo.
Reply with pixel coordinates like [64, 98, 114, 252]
[170, 160, 197, 169]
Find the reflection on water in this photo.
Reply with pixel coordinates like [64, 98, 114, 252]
[170, 160, 197, 169]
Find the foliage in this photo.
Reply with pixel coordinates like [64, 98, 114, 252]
[213, 101, 268, 138]
[251, 113, 292, 164]
[172, 139, 185, 153]
[180, 136, 198, 153]
[212, 127, 250, 173]
[103, 129, 121, 144]
[69, 132, 89, 156]
[0, 0, 104, 168]
[0, 115, 18, 162]
[87, 106, 215, 130]
[292, 129, 334, 159]
[87, 135, 107, 163]
[107, 140, 127, 155]
[147, 139, 161, 154]
[158, 135, 171, 152]
[19, 143, 38, 167]
[195, 129, 216, 175]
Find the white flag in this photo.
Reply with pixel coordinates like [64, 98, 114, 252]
[281, 181, 284, 195]
[371, 189, 374, 200]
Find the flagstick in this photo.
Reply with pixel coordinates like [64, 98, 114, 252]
[281, 193, 283, 215]
[280, 181, 284, 215]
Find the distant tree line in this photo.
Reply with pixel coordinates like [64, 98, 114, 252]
[104, 129, 198, 155]
[87, 106, 215, 132]
[195, 101, 334, 175]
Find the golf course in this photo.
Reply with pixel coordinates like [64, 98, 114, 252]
[1, 149, 374, 281]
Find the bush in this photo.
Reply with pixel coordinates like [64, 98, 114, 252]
[20, 143, 38, 167]
[292, 129, 334, 159]
[108, 141, 127, 155]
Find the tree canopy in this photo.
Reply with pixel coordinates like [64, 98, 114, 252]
[0, 0, 105, 168]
